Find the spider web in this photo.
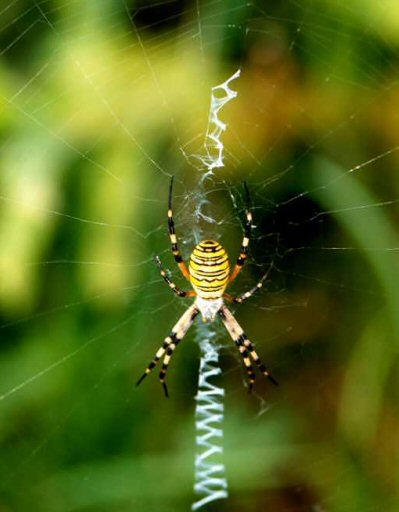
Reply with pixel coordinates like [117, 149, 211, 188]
[1, 1, 399, 511]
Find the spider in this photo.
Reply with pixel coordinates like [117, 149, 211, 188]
[136, 177, 278, 397]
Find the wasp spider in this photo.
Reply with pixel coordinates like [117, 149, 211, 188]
[137, 178, 278, 397]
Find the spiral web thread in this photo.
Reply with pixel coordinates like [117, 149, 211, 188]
[191, 69, 240, 511]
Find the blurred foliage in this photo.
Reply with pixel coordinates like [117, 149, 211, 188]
[1, 1, 399, 511]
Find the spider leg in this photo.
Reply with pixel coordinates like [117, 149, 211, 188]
[154, 256, 196, 298]
[136, 304, 199, 396]
[168, 177, 190, 281]
[238, 333, 278, 386]
[158, 336, 185, 397]
[235, 338, 257, 393]
[229, 182, 252, 283]
[224, 262, 273, 304]
[218, 305, 278, 389]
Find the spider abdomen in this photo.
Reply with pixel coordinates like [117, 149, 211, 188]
[189, 240, 230, 299]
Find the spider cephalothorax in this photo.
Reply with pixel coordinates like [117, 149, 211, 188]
[137, 177, 278, 397]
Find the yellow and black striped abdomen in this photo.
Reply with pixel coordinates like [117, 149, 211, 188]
[189, 240, 230, 299]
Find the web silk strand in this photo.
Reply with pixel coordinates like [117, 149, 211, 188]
[200, 69, 240, 176]
[191, 69, 240, 510]
[192, 332, 228, 510]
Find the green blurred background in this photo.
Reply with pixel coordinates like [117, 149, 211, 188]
[1, 1, 399, 511]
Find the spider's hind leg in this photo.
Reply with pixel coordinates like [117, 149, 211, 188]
[235, 340, 257, 393]
[238, 333, 279, 386]
[219, 305, 278, 390]
[136, 304, 199, 397]
[158, 339, 182, 397]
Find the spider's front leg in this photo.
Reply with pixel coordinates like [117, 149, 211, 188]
[168, 177, 190, 281]
[229, 182, 253, 283]
[136, 304, 199, 397]
[218, 305, 278, 392]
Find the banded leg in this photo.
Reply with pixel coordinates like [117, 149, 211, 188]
[154, 256, 195, 298]
[136, 304, 199, 396]
[219, 305, 278, 389]
[168, 177, 190, 280]
[235, 338, 257, 393]
[224, 263, 273, 304]
[238, 333, 278, 386]
[229, 182, 253, 283]
[158, 337, 183, 397]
